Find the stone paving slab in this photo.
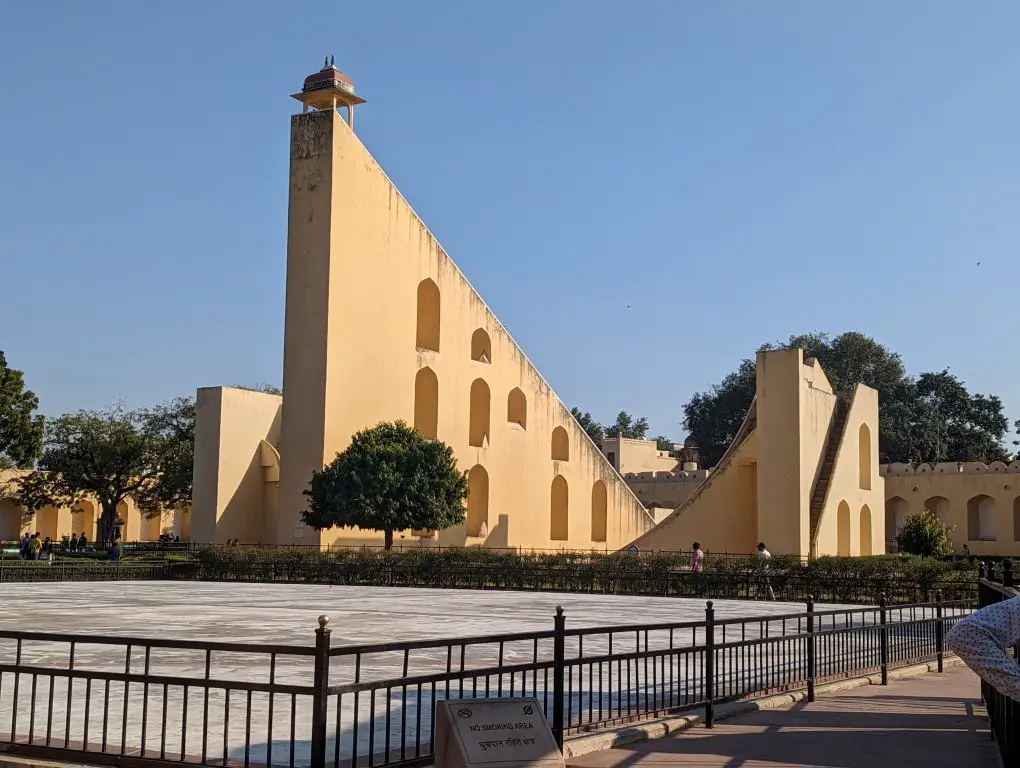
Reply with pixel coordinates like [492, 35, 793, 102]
[565, 665, 1000, 767]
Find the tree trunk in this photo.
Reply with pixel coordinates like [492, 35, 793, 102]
[384, 529, 393, 550]
[99, 502, 118, 546]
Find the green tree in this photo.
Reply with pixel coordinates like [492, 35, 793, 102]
[895, 509, 954, 557]
[570, 407, 605, 446]
[0, 350, 44, 470]
[14, 399, 194, 543]
[133, 397, 196, 516]
[604, 411, 650, 440]
[302, 420, 469, 549]
[655, 436, 674, 452]
[682, 331, 1011, 467]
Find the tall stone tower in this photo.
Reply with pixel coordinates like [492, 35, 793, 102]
[269, 58, 655, 550]
[275, 59, 367, 545]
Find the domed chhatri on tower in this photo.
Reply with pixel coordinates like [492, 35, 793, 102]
[291, 55, 366, 128]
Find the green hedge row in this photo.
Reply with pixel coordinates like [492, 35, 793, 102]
[0, 546, 982, 604]
[176, 547, 978, 604]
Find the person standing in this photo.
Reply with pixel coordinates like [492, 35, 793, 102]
[28, 533, 42, 561]
[756, 542, 776, 600]
[947, 596, 1020, 699]
[690, 541, 705, 596]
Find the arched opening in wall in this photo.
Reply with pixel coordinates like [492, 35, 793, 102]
[471, 329, 491, 363]
[551, 427, 569, 461]
[469, 379, 491, 448]
[0, 498, 23, 540]
[35, 507, 59, 541]
[924, 496, 950, 524]
[885, 496, 908, 541]
[507, 388, 527, 430]
[140, 514, 162, 542]
[176, 507, 193, 540]
[858, 424, 872, 491]
[117, 501, 130, 541]
[1013, 497, 1020, 542]
[466, 465, 489, 538]
[860, 504, 873, 556]
[71, 501, 96, 539]
[591, 481, 608, 543]
[967, 494, 997, 541]
[414, 367, 439, 439]
[836, 501, 851, 556]
[415, 279, 441, 352]
[550, 475, 569, 541]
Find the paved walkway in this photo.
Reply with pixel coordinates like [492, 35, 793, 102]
[567, 666, 1000, 767]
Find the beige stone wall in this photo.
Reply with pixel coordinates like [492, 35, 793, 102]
[604, 438, 678, 474]
[755, 349, 814, 555]
[192, 387, 283, 543]
[627, 349, 884, 558]
[623, 470, 710, 510]
[267, 108, 654, 550]
[813, 385, 885, 557]
[883, 461, 1020, 556]
[627, 432, 758, 554]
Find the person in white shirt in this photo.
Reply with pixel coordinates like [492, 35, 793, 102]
[947, 596, 1020, 699]
[755, 542, 776, 601]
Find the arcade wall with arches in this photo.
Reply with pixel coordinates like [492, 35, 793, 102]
[882, 461, 1020, 555]
[0, 470, 191, 545]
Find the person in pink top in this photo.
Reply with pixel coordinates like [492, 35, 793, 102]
[690, 541, 705, 595]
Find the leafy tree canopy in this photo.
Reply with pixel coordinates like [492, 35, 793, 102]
[604, 411, 650, 440]
[302, 420, 469, 549]
[896, 509, 954, 557]
[682, 331, 1011, 468]
[13, 398, 195, 543]
[0, 350, 44, 470]
[570, 408, 604, 446]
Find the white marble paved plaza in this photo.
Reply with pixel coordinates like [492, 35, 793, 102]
[0, 583, 863, 766]
[0, 581, 840, 643]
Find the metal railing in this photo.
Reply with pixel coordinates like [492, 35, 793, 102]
[976, 560, 1020, 765]
[0, 594, 971, 768]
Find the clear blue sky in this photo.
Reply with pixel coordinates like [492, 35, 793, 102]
[2, 1, 1018, 442]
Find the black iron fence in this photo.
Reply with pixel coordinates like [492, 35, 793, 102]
[976, 560, 1020, 766]
[0, 594, 971, 768]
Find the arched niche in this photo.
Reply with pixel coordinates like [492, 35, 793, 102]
[507, 388, 527, 430]
[836, 500, 851, 556]
[885, 496, 908, 541]
[860, 504, 873, 556]
[416, 279, 441, 352]
[967, 495, 996, 542]
[551, 426, 569, 462]
[591, 481, 608, 543]
[858, 424, 872, 491]
[471, 329, 491, 363]
[550, 475, 569, 541]
[469, 379, 491, 448]
[414, 367, 439, 439]
[466, 465, 489, 538]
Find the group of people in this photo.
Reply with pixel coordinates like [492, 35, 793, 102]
[688, 540, 776, 600]
[16, 531, 89, 560]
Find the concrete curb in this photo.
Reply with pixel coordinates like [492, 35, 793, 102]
[563, 656, 965, 758]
